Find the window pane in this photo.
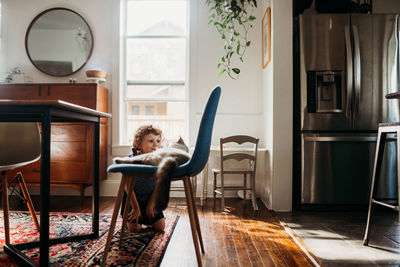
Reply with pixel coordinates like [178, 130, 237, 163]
[126, 101, 186, 145]
[126, 38, 185, 81]
[127, 1, 186, 36]
[145, 105, 155, 115]
[126, 84, 185, 99]
[130, 105, 140, 115]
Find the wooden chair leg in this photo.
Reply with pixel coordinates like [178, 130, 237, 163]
[119, 176, 135, 246]
[221, 173, 225, 211]
[16, 172, 40, 232]
[183, 177, 202, 267]
[1, 171, 10, 245]
[187, 176, 205, 253]
[243, 173, 247, 203]
[213, 172, 217, 207]
[101, 174, 128, 267]
[250, 172, 258, 211]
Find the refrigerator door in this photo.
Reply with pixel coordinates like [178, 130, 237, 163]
[301, 133, 397, 204]
[300, 14, 353, 131]
[352, 14, 400, 130]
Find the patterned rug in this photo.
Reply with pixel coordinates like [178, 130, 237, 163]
[0, 212, 179, 266]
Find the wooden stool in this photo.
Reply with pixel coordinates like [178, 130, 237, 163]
[363, 122, 400, 245]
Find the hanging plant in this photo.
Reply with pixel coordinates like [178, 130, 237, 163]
[206, 0, 257, 80]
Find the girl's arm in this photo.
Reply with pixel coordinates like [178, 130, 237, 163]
[146, 189, 158, 219]
[125, 179, 141, 223]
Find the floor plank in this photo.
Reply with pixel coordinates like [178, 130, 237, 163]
[7, 195, 320, 267]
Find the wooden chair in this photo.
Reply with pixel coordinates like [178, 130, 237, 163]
[0, 123, 40, 244]
[212, 135, 259, 211]
[102, 87, 221, 267]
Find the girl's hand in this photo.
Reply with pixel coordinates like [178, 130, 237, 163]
[128, 207, 141, 226]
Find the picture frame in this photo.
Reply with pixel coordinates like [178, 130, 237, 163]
[262, 7, 271, 69]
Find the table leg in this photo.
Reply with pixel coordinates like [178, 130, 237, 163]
[92, 121, 100, 237]
[40, 111, 51, 266]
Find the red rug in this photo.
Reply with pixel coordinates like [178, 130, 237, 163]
[0, 212, 179, 266]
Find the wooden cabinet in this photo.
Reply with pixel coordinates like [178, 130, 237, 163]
[0, 83, 108, 197]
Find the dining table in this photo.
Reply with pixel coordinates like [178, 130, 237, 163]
[0, 99, 111, 266]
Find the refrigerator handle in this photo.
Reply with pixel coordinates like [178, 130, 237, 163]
[353, 25, 361, 119]
[345, 26, 353, 120]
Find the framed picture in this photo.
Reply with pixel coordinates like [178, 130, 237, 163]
[262, 7, 271, 69]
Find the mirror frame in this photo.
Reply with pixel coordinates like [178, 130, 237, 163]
[25, 7, 94, 77]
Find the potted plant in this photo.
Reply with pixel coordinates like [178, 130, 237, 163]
[206, 0, 257, 79]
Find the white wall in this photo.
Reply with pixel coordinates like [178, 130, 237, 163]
[261, 0, 293, 212]
[1, 0, 274, 203]
[1, 0, 113, 85]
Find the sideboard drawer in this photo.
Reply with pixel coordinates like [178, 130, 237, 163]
[51, 142, 86, 161]
[50, 123, 87, 142]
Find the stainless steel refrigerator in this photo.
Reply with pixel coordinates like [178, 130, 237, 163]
[300, 13, 400, 205]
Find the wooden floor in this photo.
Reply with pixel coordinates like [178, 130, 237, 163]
[8, 196, 321, 267]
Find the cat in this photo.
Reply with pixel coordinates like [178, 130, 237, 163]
[113, 137, 191, 211]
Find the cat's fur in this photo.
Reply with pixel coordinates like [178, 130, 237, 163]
[113, 137, 190, 211]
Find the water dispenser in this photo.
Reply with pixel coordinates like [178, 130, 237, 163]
[307, 71, 343, 113]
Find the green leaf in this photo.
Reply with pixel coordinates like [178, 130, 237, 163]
[236, 43, 241, 54]
[217, 63, 222, 68]
[246, 41, 251, 47]
[221, 57, 225, 62]
[232, 68, 240, 74]
[218, 68, 227, 77]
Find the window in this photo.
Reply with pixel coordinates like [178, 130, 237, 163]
[130, 105, 140, 115]
[121, 0, 188, 145]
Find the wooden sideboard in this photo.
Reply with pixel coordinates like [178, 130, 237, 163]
[0, 83, 108, 198]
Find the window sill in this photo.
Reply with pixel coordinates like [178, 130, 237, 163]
[111, 144, 132, 157]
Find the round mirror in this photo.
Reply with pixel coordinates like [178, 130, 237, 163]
[25, 8, 93, 76]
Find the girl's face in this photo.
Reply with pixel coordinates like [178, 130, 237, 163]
[138, 133, 162, 153]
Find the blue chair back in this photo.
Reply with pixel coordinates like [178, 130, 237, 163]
[173, 86, 221, 177]
[107, 86, 221, 177]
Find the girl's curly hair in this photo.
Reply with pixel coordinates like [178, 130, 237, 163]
[132, 125, 163, 155]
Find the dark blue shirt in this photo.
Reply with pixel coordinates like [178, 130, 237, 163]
[134, 177, 155, 203]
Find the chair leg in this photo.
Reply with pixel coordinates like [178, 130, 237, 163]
[16, 172, 40, 232]
[250, 172, 258, 211]
[119, 176, 135, 246]
[221, 173, 225, 211]
[213, 172, 217, 207]
[243, 174, 247, 203]
[101, 174, 128, 267]
[183, 177, 202, 267]
[1, 171, 10, 245]
[363, 130, 386, 245]
[187, 176, 205, 253]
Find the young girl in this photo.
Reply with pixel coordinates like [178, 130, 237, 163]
[121, 125, 166, 232]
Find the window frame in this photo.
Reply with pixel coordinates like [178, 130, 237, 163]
[119, 0, 190, 145]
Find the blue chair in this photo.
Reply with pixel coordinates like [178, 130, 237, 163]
[101, 87, 221, 267]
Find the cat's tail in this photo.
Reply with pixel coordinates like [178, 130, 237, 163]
[154, 157, 178, 211]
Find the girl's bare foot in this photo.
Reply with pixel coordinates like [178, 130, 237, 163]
[152, 218, 165, 232]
